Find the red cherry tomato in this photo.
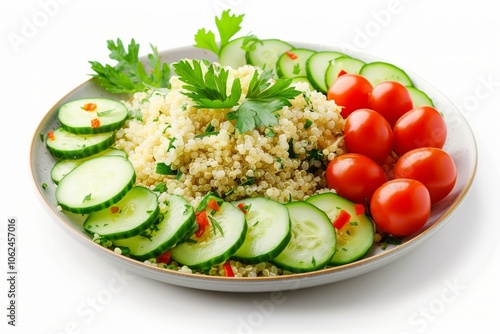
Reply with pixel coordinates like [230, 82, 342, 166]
[327, 74, 373, 119]
[370, 179, 431, 237]
[394, 147, 457, 204]
[368, 81, 413, 127]
[344, 109, 394, 164]
[393, 106, 447, 156]
[325, 153, 388, 204]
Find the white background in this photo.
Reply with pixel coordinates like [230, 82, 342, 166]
[2, 0, 499, 333]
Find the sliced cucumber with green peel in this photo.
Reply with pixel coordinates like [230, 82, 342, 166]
[113, 194, 196, 260]
[406, 86, 434, 108]
[170, 201, 247, 270]
[325, 56, 366, 90]
[84, 186, 159, 240]
[359, 61, 413, 87]
[56, 155, 136, 214]
[272, 201, 336, 273]
[276, 48, 315, 78]
[46, 127, 115, 159]
[231, 197, 291, 264]
[306, 192, 374, 266]
[58, 98, 128, 134]
[246, 39, 294, 73]
[219, 36, 248, 69]
[305, 51, 345, 93]
[50, 148, 127, 184]
[290, 76, 313, 87]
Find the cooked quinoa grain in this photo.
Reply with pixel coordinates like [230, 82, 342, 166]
[114, 63, 345, 277]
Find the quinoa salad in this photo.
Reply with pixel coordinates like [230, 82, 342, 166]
[112, 64, 346, 276]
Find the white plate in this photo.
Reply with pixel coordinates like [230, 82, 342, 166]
[30, 43, 477, 292]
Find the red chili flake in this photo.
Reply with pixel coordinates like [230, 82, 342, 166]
[333, 209, 351, 230]
[47, 131, 55, 141]
[354, 203, 365, 215]
[207, 199, 220, 212]
[237, 203, 248, 214]
[110, 206, 120, 214]
[91, 118, 101, 128]
[222, 260, 234, 277]
[337, 70, 348, 77]
[82, 102, 97, 111]
[157, 250, 171, 264]
[195, 210, 210, 238]
[285, 51, 298, 60]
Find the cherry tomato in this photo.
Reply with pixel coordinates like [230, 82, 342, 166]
[370, 179, 431, 237]
[344, 109, 394, 164]
[368, 81, 413, 127]
[394, 147, 457, 204]
[393, 106, 447, 156]
[327, 74, 373, 119]
[325, 153, 388, 204]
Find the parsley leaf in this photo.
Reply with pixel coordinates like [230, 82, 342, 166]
[228, 70, 301, 133]
[89, 38, 171, 94]
[194, 10, 244, 55]
[173, 60, 242, 109]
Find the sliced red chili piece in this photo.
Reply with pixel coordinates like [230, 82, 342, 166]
[333, 209, 351, 230]
[222, 260, 234, 277]
[354, 203, 365, 215]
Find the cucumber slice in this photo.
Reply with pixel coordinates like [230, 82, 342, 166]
[46, 127, 115, 159]
[231, 197, 291, 264]
[325, 56, 366, 90]
[272, 201, 336, 273]
[305, 51, 345, 93]
[170, 201, 247, 270]
[84, 186, 159, 240]
[276, 48, 315, 78]
[219, 36, 248, 69]
[359, 61, 413, 87]
[406, 86, 434, 108]
[51, 148, 127, 184]
[290, 76, 313, 87]
[246, 39, 294, 73]
[306, 192, 374, 265]
[58, 98, 128, 134]
[113, 194, 196, 260]
[56, 155, 136, 214]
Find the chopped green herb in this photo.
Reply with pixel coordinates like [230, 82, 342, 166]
[380, 235, 403, 250]
[288, 138, 297, 158]
[194, 131, 220, 138]
[209, 216, 224, 236]
[96, 108, 115, 116]
[41, 182, 48, 190]
[156, 162, 177, 175]
[166, 137, 176, 152]
[153, 182, 167, 193]
[293, 63, 301, 75]
[304, 119, 313, 129]
[83, 193, 92, 203]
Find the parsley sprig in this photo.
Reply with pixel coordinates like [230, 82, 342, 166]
[174, 59, 300, 133]
[194, 10, 244, 55]
[172, 60, 242, 109]
[89, 38, 171, 94]
[229, 70, 300, 133]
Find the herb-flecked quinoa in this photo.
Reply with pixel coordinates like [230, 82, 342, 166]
[114, 63, 346, 277]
